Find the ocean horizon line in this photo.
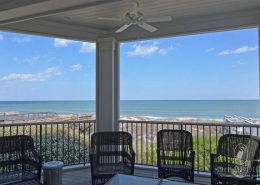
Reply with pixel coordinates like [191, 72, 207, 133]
[0, 99, 259, 102]
[0, 100, 260, 119]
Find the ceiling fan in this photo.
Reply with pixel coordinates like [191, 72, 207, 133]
[97, 0, 172, 33]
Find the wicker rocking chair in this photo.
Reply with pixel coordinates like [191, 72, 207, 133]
[0, 135, 42, 184]
[157, 130, 195, 182]
[211, 134, 260, 185]
[90, 132, 135, 185]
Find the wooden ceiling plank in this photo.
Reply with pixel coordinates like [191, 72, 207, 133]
[0, 0, 124, 25]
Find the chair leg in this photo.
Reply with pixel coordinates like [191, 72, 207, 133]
[190, 170, 194, 182]
[158, 168, 163, 179]
[211, 176, 215, 185]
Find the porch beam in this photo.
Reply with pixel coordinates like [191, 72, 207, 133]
[96, 37, 120, 131]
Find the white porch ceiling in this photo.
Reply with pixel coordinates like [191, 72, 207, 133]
[0, 0, 260, 42]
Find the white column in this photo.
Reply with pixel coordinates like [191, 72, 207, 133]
[96, 37, 120, 131]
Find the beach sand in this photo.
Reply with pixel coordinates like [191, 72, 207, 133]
[0, 112, 223, 124]
[120, 115, 223, 123]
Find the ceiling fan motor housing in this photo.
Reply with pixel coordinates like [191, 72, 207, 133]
[129, 0, 139, 17]
[97, 0, 171, 33]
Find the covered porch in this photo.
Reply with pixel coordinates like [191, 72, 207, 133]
[1, 0, 260, 184]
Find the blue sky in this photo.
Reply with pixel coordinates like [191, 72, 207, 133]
[0, 32, 96, 100]
[0, 28, 259, 100]
[121, 28, 259, 100]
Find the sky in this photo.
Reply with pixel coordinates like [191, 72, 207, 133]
[0, 28, 259, 101]
[121, 28, 259, 100]
[0, 32, 96, 100]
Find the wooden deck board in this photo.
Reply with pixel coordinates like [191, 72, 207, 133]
[62, 167, 211, 185]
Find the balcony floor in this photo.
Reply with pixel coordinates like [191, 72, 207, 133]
[62, 167, 211, 185]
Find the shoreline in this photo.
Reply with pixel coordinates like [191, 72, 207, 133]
[120, 115, 223, 123]
[1, 112, 223, 123]
[5, 112, 260, 124]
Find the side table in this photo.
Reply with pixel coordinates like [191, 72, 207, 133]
[43, 161, 64, 185]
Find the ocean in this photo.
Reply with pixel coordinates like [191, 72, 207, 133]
[0, 100, 260, 119]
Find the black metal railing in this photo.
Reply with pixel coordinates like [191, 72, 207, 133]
[0, 120, 95, 166]
[2, 118, 260, 173]
[119, 120, 260, 174]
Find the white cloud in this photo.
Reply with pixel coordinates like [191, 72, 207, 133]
[206, 48, 215, 52]
[218, 50, 230, 56]
[35, 67, 62, 82]
[0, 73, 33, 81]
[218, 45, 258, 56]
[127, 41, 159, 57]
[0, 67, 62, 82]
[70, 64, 82, 71]
[12, 54, 58, 64]
[128, 44, 158, 57]
[54, 39, 96, 53]
[0, 34, 3, 41]
[12, 37, 31, 43]
[53, 38, 76, 47]
[158, 45, 174, 55]
[80, 42, 96, 53]
[233, 46, 258, 54]
[127, 42, 173, 57]
[13, 56, 41, 64]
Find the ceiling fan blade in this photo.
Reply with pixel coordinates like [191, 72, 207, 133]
[137, 22, 158, 32]
[145, 16, 172, 23]
[115, 23, 132, 33]
[97, 17, 123, 21]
